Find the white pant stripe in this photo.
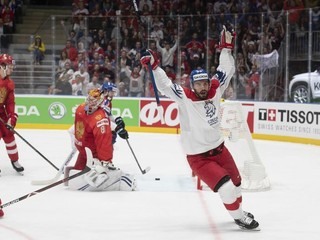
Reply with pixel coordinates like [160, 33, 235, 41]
[6, 140, 17, 147]
[7, 148, 18, 154]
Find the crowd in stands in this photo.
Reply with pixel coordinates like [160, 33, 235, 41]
[0, 0, 23, 50]
[49, 0, 308, 99]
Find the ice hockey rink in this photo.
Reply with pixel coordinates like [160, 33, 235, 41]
[0, 129, 319, 240]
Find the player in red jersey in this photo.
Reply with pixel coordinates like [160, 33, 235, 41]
[0, 54, 24, 174]
[66, 89, 135, 191]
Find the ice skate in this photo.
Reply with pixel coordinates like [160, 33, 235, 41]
[11, 160, 24, 173]
[244, 211, 254, 219]
[235, 215, 260, 231]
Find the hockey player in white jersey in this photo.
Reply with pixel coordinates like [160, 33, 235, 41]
[140, 25, 260, 230]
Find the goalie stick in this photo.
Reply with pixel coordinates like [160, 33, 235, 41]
[31, 149, 77, 185]
[0, 118, 59, 171]
[126, 139, 150, 174]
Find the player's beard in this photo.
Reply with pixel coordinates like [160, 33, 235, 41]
[195, 89, 208, 100]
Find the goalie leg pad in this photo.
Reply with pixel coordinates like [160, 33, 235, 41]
[67, 161, 137, 191]
[83, 167, 136, 191]
[120, 174, 136, 191]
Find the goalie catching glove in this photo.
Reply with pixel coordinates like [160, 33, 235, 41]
[140, 49, 160, 70]
[115, 117, 128, 139]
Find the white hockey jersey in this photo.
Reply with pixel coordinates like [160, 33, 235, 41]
[152, 49, 235, 155]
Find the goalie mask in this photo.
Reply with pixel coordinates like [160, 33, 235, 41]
[0, 54, 15, 79]
[85, 89, 104, 114]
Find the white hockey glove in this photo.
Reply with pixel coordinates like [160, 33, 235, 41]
[219, 25, 235, 50]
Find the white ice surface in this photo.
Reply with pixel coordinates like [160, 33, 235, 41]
[0, 130, 319, 240]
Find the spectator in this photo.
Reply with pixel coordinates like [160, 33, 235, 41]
[71, 63, 90, 95]
[56, 51, 71, 76]
[104, 44, 116, 62]
[72, 0, 89, 41]
[77, 41, 88, 57]
[156, 36, 178, 68]
[28, 35, 46, 65]
[1, 5, 14, 35]
[246, 64, 260, 99]
[118, 81, 129, 97]
[88, 52, 104, 74]
[128, 41, 143, 62]
[92, 29, 108, 50]
[102, 61, 116, 83]
[73, 52, 88, 71]
[189, 52, 204, 70]
[71, 73, 85, 95]
[119, 48, 132, 82]
[124, 65, 145, 97]
[270, 22, 284, 51]
[236, 65, 250, 99]
[120, 27, 133, 50]
[150, 24, 163, 41]
[179, 51, 191, 75]
[90, 41, 105, 59]
[208, 65, 217, 79]
[185, 32, 205, 53]
[49, 75, 72, 95]
[86, 75, 101, 94]
[164, 65, 176, 83]
[60, 19, 77, 45]
[58, 61, 74, 83]
[62, 40, 78, 62]
[178, 66, 190, 89]
[283, 0, 304, 30]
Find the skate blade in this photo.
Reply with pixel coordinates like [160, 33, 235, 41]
[16, 171, 24, 176]
[239, 226, 261, 231]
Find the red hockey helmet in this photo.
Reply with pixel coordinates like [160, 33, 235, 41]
[0, 54, 15, 66]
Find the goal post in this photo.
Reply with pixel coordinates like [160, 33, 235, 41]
[196, 100, 271, 191]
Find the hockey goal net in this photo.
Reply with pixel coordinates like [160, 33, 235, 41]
[196, 101, 270, 191]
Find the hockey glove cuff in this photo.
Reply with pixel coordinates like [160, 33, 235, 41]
[140, 49, 160, 70]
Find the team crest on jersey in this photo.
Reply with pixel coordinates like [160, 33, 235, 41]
[95, 114, 103, 120]
[0, 87, 7, 104]
[204, 100, 216, 118]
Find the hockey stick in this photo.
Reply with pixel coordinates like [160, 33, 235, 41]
[1, 147, 93, 210]
[31, 149, 77, 185]
[0, 166, 90, 209]
[0, 118, 59, 171]
[131, 0, 164, 123]
[125, 139, 150, 174]
[147, 63, 165, 124]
